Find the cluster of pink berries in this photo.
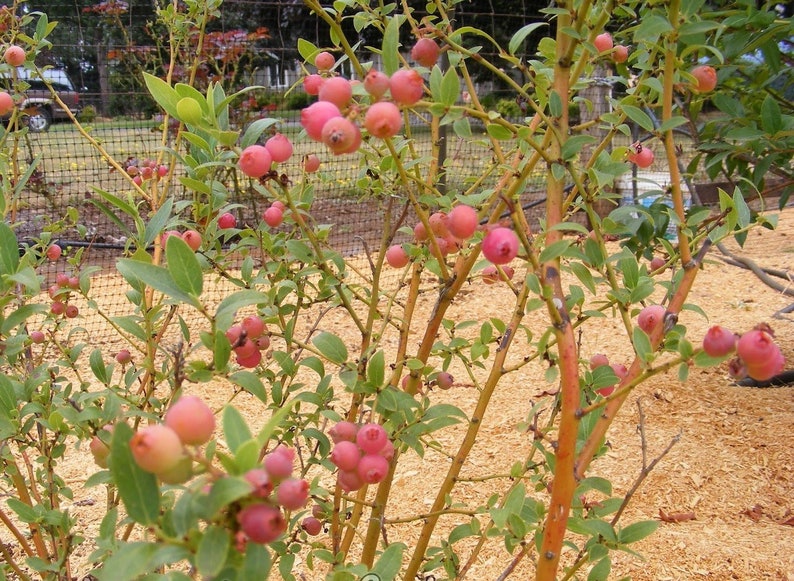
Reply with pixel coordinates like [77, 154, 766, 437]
[48, 271, 81, 318]
[703, 323, 785, 382]
[386, 205, 520, 270]
[329, 421, 393, 492]
[226, 314, 270, 368]
[593, 33, 629, 64]
[588, 353, 629, 397]
[236, 445, 311, 545]
[126, 158, 169, 186]
[0, 46, 24, 114]
[300, 42, 442, 155]
[262, 200, 285, 228]
[238, 133, 296, 179]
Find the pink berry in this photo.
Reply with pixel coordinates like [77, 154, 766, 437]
[628, 143, 654, 168]
[482, 265, 515, 284]
[129, 425, 185, 474]
[264, 446, 294, 480]
[56, 273, 70, 287]
[234, 338, 259, 360]
[481, 227, 519, 265]
[30, 330, 45, 344]
[357, 454, 389, 484]
[0, 91, 13, 116]
[314, 51, 335, 71]
[385, 244, 410, 268]
[378, 439, 395, 462]
[265, 133, 293, 163]
[263, 206, 284, 228]
[691, 65, 718, 93]
[356, 423, 388, 455]
[218, 212, 237, 229]
[132, 175, 143, 186]
[89, 432, 111, 469]
[254, 335, 271, 351]
[428, 212, 449, 237]
[746, 348, 785, 382]
[162, 230, 180, 246]
[245, 468, 273, 498]
[302, 516, 323, 536]
[321, 116, 361, 155]
[68, 276, 80, 289]
[611, 363, 628, 379]
[271, 200, 286, 211]
[389, 69, 424, 106]
[411, 38, 440, 67]
[181, 229, 202, 251]
[613, 45, 629, 63]
[363, 69, 390, 98]
[337, 469, 363, 492]
[301, 101, 343, 141]
[318, 76, 353, 108]
[115, 349, 132, 364]
[364, 101, 402, 138]
[226, 324, 243, 346]
[447, 204, 478, 240]
[330, 440, 361, 471]
[436, 372, 454, 390]
[637, 304, 666, 334]
[401, 374, 423, 394]
[736, 329, 779, 368]
[303, 74, 324, 95]
[303, 154, 321, 172]
[165, 395, 216, 446]
[157, 165, 168, 178]
[276, 478, 310, 510]
[589, 353, 609, 370]
[237, 504, 286, 544]
[46, 244, 62, 261]
[413, 221, 428, 241]
[239, 145, 272, 178]
[329, 421, 358, 443]
[236, 349, 262, 368]
[702, 325, 737, 357]
[242, 315, 266, 339]
[596, 385, 616, 397]
[650, 256, 665, 271]
[594, 33, 613, 53]
[65, 304, 79, 318]
[50, 302, 65, 316]
[4, 45, 25, 66]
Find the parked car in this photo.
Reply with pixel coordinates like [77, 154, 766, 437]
[0, 67, 81, 132]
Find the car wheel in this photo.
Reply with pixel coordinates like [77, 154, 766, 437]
[26, 107, 52, 132]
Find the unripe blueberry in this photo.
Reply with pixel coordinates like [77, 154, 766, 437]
[254, 335, 271, 351]
[364, 101, 402, 138]
[363, 69, 390, 98]
[302, 516, 323, 536]
[411, 38, 440, 67]
[596, 385, 615, 397]
[356, 423, 388, 455]
[589, 353, 609, 370]
[637, 304, 666, 334]
[436, 372, 454, 390]
[30, 330, 45, 344]
[303, 154, 321, 172]
[181, 229, 202, 251]
[115, 349, 132, 364]
[265, 133, 293, 163]
[237, 504, 286, 544]
[301, 101, 343, 141]
[236, 349, 262, 368]
[613, 44, 629, 63]
[276, 477, 309, 510]
[68, 276, 80, 289]
[728, 356, 748, 380]
[401, 374, 423, 395]
[176, 97, 203, 125]
[314, 51, 335, 71]
[218, 212, 237, 229]
[385, 244, 410, 268]
[318, 76, 353, 108]
[162, 230, 180, 246]
[357, 454, 389, 484]
[242, 315, 266, 339]
[165, 395, 216, 446]
[702, 325, 737, 357]
[264, 446, 294, 480]
[482, 264, 515, 284]
[650, 256, 666, 271]
[611, 363, 628, 380]
[157, 455, 193, 484]
[226, 324, 243, 346]
[4, 45, 25, 66]
[414, 221, 428, 241]
[337, 469, 364, 492]
[303, 74, 324, 95]
[321, 116, 361, 155]
[244, 468, 273, 498]
[389, 69, 424, 106]
[329, 421, 358, 443]
[263, 206, 284, 228]
[89, 428, 112, 469]
[691, 65, 718, 93]
[50, 302, 66, 316]
[129, 425, 185, 474]
[239, 145, 272, 178]
[593, 33, 613, 53]
[0, 91, 13, 116]
[481, 227, 519, 265]
[447, 204, 478, 240]
[330, 440, 361, 471]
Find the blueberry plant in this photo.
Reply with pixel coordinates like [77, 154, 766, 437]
[0, 0, 791, 580]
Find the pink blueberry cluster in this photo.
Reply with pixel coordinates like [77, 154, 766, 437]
[226, 314, 270, 368]
[703, 324, 785, 382]
[47, 271, 81, 318]
[126, 158, 169, 186]
[329, 421, 394, 492]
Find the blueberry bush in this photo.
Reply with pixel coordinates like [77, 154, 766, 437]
[0, 0, 791, 580]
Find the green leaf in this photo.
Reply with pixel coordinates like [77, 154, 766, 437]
[382, 17, 402, 75]
[94, 542, 159, 581]
[312, 331, 348, 364]
[440, 67, 459, 107]
[230, 370, 268, 404]
[369, 542, 406, 580]
[760, 95, 783, 135]
[539, 239, 572, 263]
[89, 349, 109, 385]
[215, 290, 269, 331]
[509, 22, 547, 55]
[366, 350, 385, 389]
[143, 197, 174, 248]
[549, 90, 563, 117]
[222, 405, 252, 453]
[622, 105, 655, 133]
[486, 123, 514, 140]
[633, 327, 653, 363]
[143, 73, 180, 118]
[110, 423, 160, 526]
[239, 543, 273, 581]
[453, 117, 472, 138]
[297, 38, 318, 62]
[165, 235, 203, 297]
[116, 259, 201, 309]
[204, 477, 253, 519]
[561, 135, 596, 160]
[619, 519, 659, 544]
[587, 556, 611, 581]
[634, 14, 673, 43]
[255, 397, 303, 447]
[0, 222, 19, 275]
[196, 526, 230, 578]
[241, 118, 280, 148]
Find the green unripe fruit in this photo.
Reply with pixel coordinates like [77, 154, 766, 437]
[176, 97, 203, 125]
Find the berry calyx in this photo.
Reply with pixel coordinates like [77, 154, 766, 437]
[356, 423, 388, 455]
[321, 116, 361, 155]
[637, 305, 666, 334]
